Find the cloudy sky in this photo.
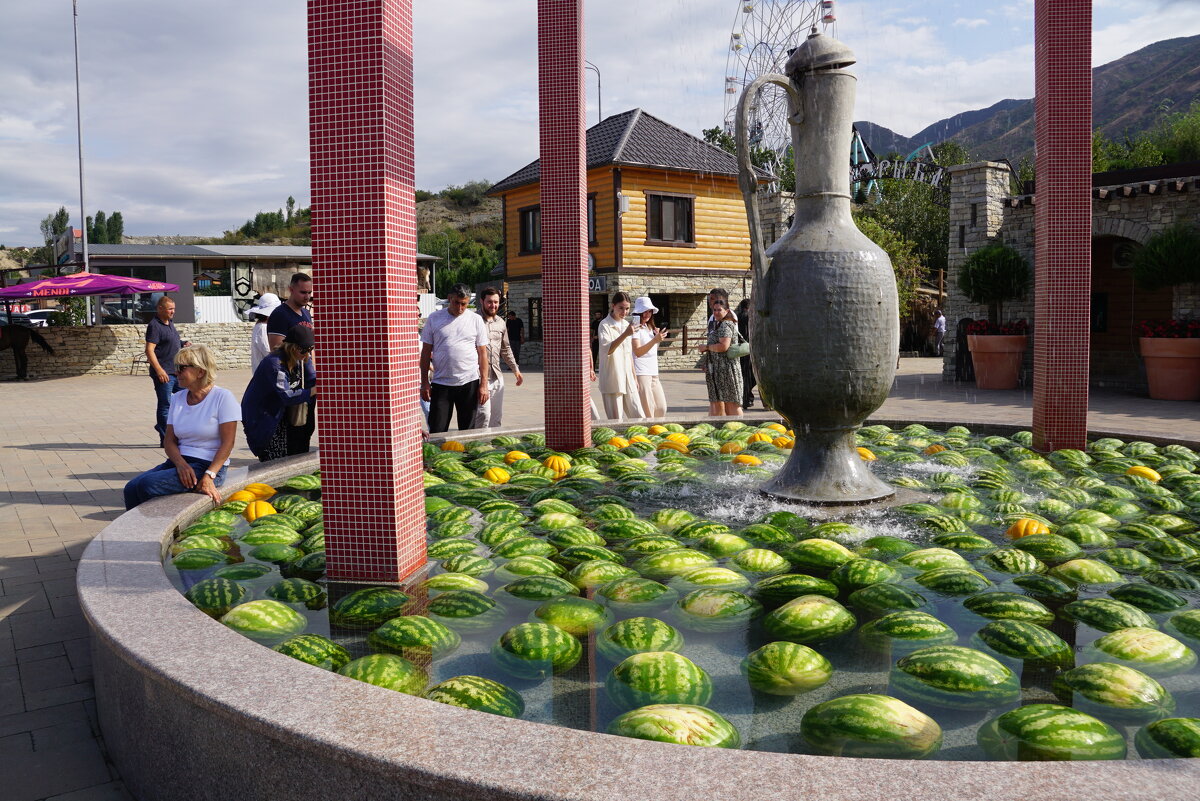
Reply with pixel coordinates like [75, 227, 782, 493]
[1, 0, 1196, 246]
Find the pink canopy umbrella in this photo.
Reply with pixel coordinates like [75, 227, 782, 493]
[0, 271, 180, 299]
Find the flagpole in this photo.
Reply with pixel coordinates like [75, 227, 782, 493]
[72, 0, 93, 326]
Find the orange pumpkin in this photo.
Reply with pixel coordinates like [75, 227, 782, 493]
[243, 500, 277, 522]
[656, 440, 689, 454]
[483, 467, 510, 484]
[226, 490, 258, 503]
[923, 444, 947, 455]
[765, 423, 787, 433]
[243, 482, 277, 500]
[719, 442, 744, 455]
[1006, 518, 1051, 540]
[773, 436, 795, 449]
[856, 447, 877, 461]
[665, 432, 691, 445]
[440, 440, 466, 452]
[747, 432, 773, 444]
[608, 437, 631, 449]
[504, 450, 531, 465]
[732, 453, 763, 466]
[543, 455, 572, 475]
[648, 425, 669, 435]
[630, 435, 653, 445]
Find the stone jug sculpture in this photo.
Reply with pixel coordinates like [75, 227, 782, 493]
[736, 31, 898, 504]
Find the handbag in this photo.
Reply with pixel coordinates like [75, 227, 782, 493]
[724, 326, 751, 360]
[286, 366, 309, 426]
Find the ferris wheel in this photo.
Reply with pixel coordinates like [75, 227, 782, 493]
[723, 1, 838, 171]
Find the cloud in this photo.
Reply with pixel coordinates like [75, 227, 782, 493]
[953, 18, 990, 28]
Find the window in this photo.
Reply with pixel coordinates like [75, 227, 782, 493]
[587, 194, 597, 246]
[528, 298, 543, 341]
[519, 206, 541, 254]
[646, 193, 694, 245]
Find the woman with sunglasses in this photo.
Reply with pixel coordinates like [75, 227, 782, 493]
[696, 297, 743, 417]
[123, 344, 240, 509]
[241, 324, 318, 462]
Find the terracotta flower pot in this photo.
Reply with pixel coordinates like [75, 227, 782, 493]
[967, 334, 1027, 390]
[1140, 337, 1200, 401]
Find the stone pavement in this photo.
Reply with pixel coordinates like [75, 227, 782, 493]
[1, 357, 1198, 800]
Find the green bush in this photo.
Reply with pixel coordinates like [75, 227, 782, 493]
[1132, 222, 1200, 291]
[958, 242, 1030, 324]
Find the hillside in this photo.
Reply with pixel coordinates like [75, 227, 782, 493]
[416, 196, 501, 235]
[856, 34, 1200, 162]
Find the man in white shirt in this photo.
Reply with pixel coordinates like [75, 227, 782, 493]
[420, 283, 489, 433]
[934, 309, 947, 356]
[472, 287, 523, 429]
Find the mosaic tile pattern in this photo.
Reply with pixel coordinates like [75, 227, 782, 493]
[538, 0, 592, 451]
[309, 0, 425, 581]
[1032, 0, 1092, 451]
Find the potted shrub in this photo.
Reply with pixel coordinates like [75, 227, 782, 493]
[1133, 224, 1200, 400]
[958, 242, 1031, 389]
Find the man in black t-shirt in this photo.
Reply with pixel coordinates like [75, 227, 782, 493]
[267, 272, 314, 350]
[144, 296, 183, 445]
[505, 311, 524, 367]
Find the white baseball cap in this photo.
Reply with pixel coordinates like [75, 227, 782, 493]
[247, 292, 281, 320]
[632, 296, 658, 314]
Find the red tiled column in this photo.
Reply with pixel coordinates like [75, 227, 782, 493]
[1032, 0, 1092, 452]
[308, 0, 425, 582]
[538, 0, 592, 451]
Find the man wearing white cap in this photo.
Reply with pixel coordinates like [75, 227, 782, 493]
[631, 296, 670, 419]
[246, 293, 282, 372]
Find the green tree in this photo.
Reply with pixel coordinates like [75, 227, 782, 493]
[958, 242, 1031, 323]
[90, 210, 108, 244]
[852, 210, 924, 319]
[417, 224, 501, 293]
[38, 206, 70, 264]
[285, 196, 296, 224]
[106, 211, 124, 244]
[702, 126, 795, 192]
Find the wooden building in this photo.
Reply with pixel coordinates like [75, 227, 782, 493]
[487, 109, 772, 367]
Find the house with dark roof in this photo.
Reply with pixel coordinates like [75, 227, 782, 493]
[487, 109, 773, 367]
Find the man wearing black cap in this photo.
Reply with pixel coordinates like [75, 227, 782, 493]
[241, 324, 318, 461]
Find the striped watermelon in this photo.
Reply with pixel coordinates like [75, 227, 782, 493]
[858, 610, 957, 653]
[1013, 534, 1083, 563]
[271, 634, 350, 671]
[337, 654, 427, 695]
[632, 548, 716, 580]
[286, 551, 326, 581]
[195, 509, 240, 527]
[1052, 662, 1174, 723]
[671, 566, 752, 592]
[1144, 569, 1200, 590]
[440, 553, 496, 577]
[420, 572, 489, 594]
[606, 651, 713, 710]
[1012, 574, 1077, 603]
[498, 575, 578, 602]
[179, 521, 234, 540]
[368, 615, 461, 658]
[426, 590, 505, 632]
[248, 543, 303, 564]
[566, 560, 638, 590]
[649, 508, 698, 533]
[673, 589, 763, 633]
[596, 577, 679, 610]
[250, 511, 305, 531]
[930, 533, 996, 553]
[619, 535, 684, 555]
[183, 577, 247, 617]
[491, 537, 557, 559]
[608, 704, 739, 748]
[753, 574, 840, 606]
[219, 600, 307, 643]
[1062, 598, 1157, 632]
[492, 622, 583, 679]
[1096, 547, 1158, 573]
[556, 544, 622, 568]
[1050, 559, 1122, 585]
[264, 578, 324, 603]
[962, 592, 1054, 624]
[694, 533, 752, 557]
[328, 587, 411, 628]
[545, 528, 606, 549]
[213, 563, 274, 581]
[896, 548, 971, 572]
[427, 539, 478, 560]
[890, 645, 1020, 710]
[172, 548, 230, 570]
[729, 548, 790, 577]
[979, 549, 1047, 575]
[1087, 627, 1197, 676]
[425, 675, 525, 718]
[1168, 609, 1200, 643]
[801, 694, 942, 759]
[596, 617, 685, 662]
[846, 583, 928, 616]
[171, 535, 230, 555]
[763, 595, 856, 644]
[493, 555, 567, 581]
[1108, 583, 1187, 613]
[828, 559, 902, 591]
[532, 596, 612, 636]
[781, 539, 855, 574]
[977, 704, 1126, 761]
[972, 620, 1074, 667]
[1134, 718, 1200, 759]
[914, 567, 992, 595]
[673, 520, 732, 541]
[856, 535, 920, 560]
[741, 641, 832, 695]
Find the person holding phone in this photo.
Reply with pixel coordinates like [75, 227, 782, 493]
[630, 296, 668, 419]
[596, 292, 644, 421]
[696, 297, 743, 417]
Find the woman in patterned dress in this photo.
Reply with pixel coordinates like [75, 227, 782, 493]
[696, 297, 743, 416]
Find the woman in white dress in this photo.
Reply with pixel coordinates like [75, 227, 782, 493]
[630, 296, 669, 419]
[596, 292, 644, 421]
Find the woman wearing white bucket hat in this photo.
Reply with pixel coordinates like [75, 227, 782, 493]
[246, 293, 282, 372]
[630, 296, 669, 419]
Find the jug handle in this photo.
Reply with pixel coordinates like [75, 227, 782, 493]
[737, 73, 799, 316]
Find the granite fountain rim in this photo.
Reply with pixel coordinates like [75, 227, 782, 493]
[78, 418, 1200, 801]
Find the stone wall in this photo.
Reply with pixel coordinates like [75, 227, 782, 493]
[0, 323, 255, 380]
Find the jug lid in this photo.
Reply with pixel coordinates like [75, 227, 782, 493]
[785, 30, 856, 75]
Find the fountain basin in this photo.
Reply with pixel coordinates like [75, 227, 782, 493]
[81, 422, 1200, 801]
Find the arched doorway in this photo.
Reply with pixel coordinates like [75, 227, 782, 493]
[1090, 234, 1172, 385]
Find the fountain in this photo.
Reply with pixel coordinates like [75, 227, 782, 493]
[737, 30, 899, 506]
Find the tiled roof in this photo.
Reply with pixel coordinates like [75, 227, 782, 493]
[488, 109, 770, 195]
[86, 244, 437, 260]
[86, 244, 212, 256]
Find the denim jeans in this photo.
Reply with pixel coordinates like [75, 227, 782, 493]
[152, 374, 179, 443]
[123, 456, 227, 510]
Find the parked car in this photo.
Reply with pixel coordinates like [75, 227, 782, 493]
[22, 309, 55, 327]
[0, 310, 34, 327]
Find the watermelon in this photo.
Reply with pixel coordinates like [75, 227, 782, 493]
[801, 694, 942, 759]
[212, 563, 274, 581]
[1167, 609, 1200, 643]
[248, 543, 303, 563]
[1107, 583, 1187, 613]
[828, 558, 902, 591]
[556, 544, 622, 568]
[673, 520, 732, 541]
[781, 539, 856, 574]
[857, 535, 920, 560]
[728, 548, 790, 576]
[739, 523, 794, 546]
[1050, 559, 1122, 585]
[532, 596, 612, 636]
[914, 567, 992, 595]
[596, 577, 679, 610]
[420, 572, 489, 594]
[1052, 662, 1174, 723]
[368, 615, 461, 659]
[1012, 574, 1077, 603]
[1095, 547, 1158, 573]
[606, 651, 713, 710]
[673, 589, 763, 632]
[649, 508, 699, 533]
[596, 519, 660, 540]
[493, 555, 566, 581]
[1055, 523, 1114, 547]
[271, 634, 352, 671]
[979, 549, 1047, 575]
[249, 511, 305, 531]
[618, 535, 684, 555]
[328, 587, 411, 628]
[930, 533, 996, 553]
[337, 654, 427, 695]
[1087, 627, 1197, 676]
[1013, 534, 1083, 563]
[544, 528, 606, 549]
[264, 578, 324, 603]
[741, 642, 832, 695]
[1134, 718, 1200, 759]
[171, 534, 231, 555]
[694, 533, 752, 557]
[896, 548, 971, 572]
[846, 584, 928, 616]
[426, 539, 478, 560]
[424, 675, 525, 718]
[427, 590, 505, 631]
[670, 566, 751, 592]
[491, 537, 556, 559]
[963, 592, 1054, 624]
[171, 548, 229, 570]
[858, 610, 957, 653]
[441, 553, 496, 577]
[1144, 569, 1200, 590]
[890, 645, 1020, 710]
[498, 575, 578, 602]
[596, 617, 685, 662]
[566, 560, 638, 589]
[491, 622, 583, 679]
[753, 574, 840, 606]
[632, 549, 716, 580]
[972, 620, 1074, 667]
[219, 600, 307, 643]
[977, 704, 1126, 761]
[607, 704, 740, 748]
[763, 595, 856, 644]
[183, 577, 247, 617]
[1061, 598, 1157, 632]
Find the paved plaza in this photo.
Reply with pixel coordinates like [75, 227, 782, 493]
[1, 358, 1199, 799]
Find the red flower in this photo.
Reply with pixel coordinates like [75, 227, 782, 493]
[1140, 319, 1200, 338]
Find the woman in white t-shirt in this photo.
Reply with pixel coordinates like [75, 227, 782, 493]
[596, 292, 644, 421]
[123, 344, 241, 509]
[630, 296, 669, 419]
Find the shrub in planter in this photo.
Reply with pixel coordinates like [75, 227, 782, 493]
[958, 242, 1031, 325]
[1132, 223, 1200, 291]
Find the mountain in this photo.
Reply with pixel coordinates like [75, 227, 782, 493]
[855, 34, 1200, 162]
